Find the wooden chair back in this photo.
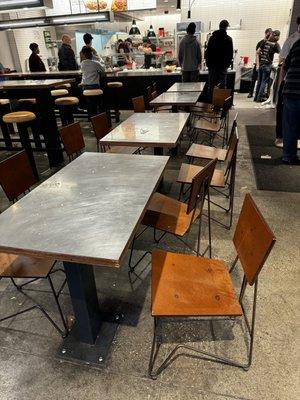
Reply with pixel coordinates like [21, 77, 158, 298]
[187, 158, 218, 215]
[212, 87, 232, 108]
[151, 91, 158, 100]
[225, 114, 238, 155]
[0, 150, 36, 202]
[90, 112, 110, 141]
[220, 96, 232, 121]
[152, 82, 157, 93]
[224, 131, 239, 175]
[132, 96, 146, 113]
[233, 194, 276, 285]
[60, 122, 85, 158]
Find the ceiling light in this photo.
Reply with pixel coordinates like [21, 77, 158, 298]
[0, 18, 44, 28]
[129, 20, 141, 35]
[52, 14, 107, 24]
[0, 0, 40, 5]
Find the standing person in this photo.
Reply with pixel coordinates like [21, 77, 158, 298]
[205, 20, 233, 98]
[81, 46, 105, 117]
[80, 32, 99, 62]
[281, 38, 300, 165]
[248, 28, 272, 98]
[275, 16, 300, 146]
[58, 34, 78, 71]
[178, 22, 202, 82]
[254, 30, 281, 102]
[28, 43, 46, 72]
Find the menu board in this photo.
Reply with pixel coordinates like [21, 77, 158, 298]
[84, 0, 156, 12]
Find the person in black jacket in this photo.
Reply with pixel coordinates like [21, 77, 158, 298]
[205, 20, 233, 100]
[29, 43, 46, 72]
[58, 34, 78, 71]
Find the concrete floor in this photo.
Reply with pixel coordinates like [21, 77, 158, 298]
[0, 94, 299, 400]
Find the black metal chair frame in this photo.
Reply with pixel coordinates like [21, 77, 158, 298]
[148, 256, 259, 379]
[128, 163, 217, 275]
[0, 262, 68, 337]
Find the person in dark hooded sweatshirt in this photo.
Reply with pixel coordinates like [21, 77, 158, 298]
[205, 20, 233, 99]
[178, 22, 202, 82]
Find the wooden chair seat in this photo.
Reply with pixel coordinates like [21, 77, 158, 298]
[18, 98, 36, 105]
[107, 81, 123, 88]
[0, 99, 10, 106]
[193, 118, 221, 132]
[187, 143, 227, 161]
[177, 163, 225, 188]
[142, 192, 200, 236]
[55, 97, 79, 106]
[106, 146, 139, 155]
[152, 250, 243, 317]
[3, 111, 36, 124]
[83, 89, 103, 97]
[0, 253, 55, 279]
[51, 89, 69, 97]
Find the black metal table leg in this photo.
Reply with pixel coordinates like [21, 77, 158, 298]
[17, 122, 39, 180]
[35, 90, 64, 167]
[0, 103, 13, 149]
[154, 147, 163, 156]
[58, 262, 119, 367]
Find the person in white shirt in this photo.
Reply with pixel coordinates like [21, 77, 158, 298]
[275, 16, 300, 146]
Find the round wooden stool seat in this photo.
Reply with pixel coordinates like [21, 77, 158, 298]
[107, 82, 123, 88]
[83, 89, 103, 97]
[0, 99, 10, 106]
[3, 111, 36, 124]
[55, 83, 71, 89]
[55, 96, 79, 106]
[18, 98, 37, 105]
[51, 89, 69, 97]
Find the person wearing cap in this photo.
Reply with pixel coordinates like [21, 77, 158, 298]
[205, 20, 233, 99]
[80, 32, 100, 62]
[254, 30, 281, 102]
[248, 28, 273, 98]
[58, 34, 78, 71]
[178, 22, 202, 82]
[28, 43, 46, 72]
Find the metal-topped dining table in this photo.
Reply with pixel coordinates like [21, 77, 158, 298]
[0, 79, 74, 171]
[167, 82, 205, 92]
[100, 112, 190, 155]
[150, 91, 201, 112]
[0, 152, 169, 366]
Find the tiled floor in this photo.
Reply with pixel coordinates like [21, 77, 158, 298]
[0, 94, 298, 400]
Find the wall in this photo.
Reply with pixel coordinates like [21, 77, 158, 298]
[180, 0, 294, 64]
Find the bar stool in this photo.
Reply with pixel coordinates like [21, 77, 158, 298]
[107, 81, 123, 122]
[83, 88, 103, 119]
[18, 98, 42, 150]
[55, 97, 79, 126]
[0, 99, 14, 149]
[51, 89, 69, 98]
[3, 111, 38, 179]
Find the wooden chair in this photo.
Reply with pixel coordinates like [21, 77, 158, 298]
[0, 255, 68, 337]
[0, 150, 36, 203]
[59, 121, 85, 162]
[187, 114, 238, 163]
[191, 87, 232, 115]
[148, 194, 276, 378]
[190, 97, 232, 147]
[177, 131, 239, 229]
[128, 159, 218, 274]
[132, 96, 146, 113]
[0, 152, 68, 337]
[90, 112, 140, 155]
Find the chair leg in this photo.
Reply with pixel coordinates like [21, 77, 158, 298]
[47, 275, 68, 336]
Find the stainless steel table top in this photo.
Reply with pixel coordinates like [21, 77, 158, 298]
[100, 113, 190, 147]
[167, 82, 205, 92]
[0, 79, 74, 90]
[150, 91, 201, 107]
[0, 153, 169, 267]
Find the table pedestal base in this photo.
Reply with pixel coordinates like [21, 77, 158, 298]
[58, 321, 118, 367]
